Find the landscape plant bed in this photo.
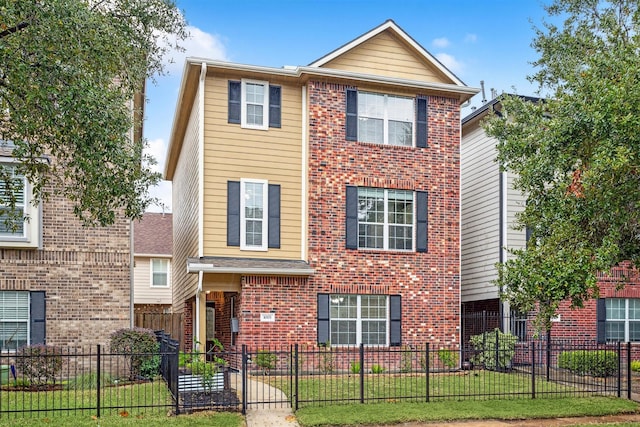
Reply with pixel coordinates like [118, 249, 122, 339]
[180, 388, 240, 412]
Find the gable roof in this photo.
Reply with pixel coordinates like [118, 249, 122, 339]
[309, 19, 465, 86]
[134, 212, 173, 256]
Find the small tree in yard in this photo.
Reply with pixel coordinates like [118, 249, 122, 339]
[110, 328, 159, 381]
[15, 345, 62, 387]
[470, 329, 518, 371]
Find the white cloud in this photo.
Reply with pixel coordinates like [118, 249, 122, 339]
[146, 137, 168, 174]
[432, 37, 450, 48]
[160, 25, 229, 76]
[464, 33, 478, 43]
[143, 138, 172, 212]
[435, 53, 464, 74]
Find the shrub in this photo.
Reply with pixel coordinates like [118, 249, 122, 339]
[469, 329, 517, 370]
[350, 360, 361, 374]
[318, 345, 335, 374]
[631, 360, 640, 372]
[15, 345, 62, 387]
[370, 364, 385, 374]
[254, 350, 277, 374]
[400, 346, 413, 373]
[558, 350, 618, 377]
[109, 328, 159, 380]
[437, 349, 459, 369]
[65, 372, 115, 390]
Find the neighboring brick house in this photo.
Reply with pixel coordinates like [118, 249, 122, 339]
[133, 212, 173, 314]
[165, 20, 477, 352]
[0, 151, 131, 350]
[461, 96, 640, 344]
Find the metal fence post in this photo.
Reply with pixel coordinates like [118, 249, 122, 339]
[294, 344, 299, 411]
[617, 341, 622, 398]
[627, 342, 632, 400]
[96, 344, 101, 418]
[242, 344, 248, 415]
[425, 343, 430, 403]
[531, 341, 536, 399]
[359, 344, 365, 404]
[173, 340, 180, 415]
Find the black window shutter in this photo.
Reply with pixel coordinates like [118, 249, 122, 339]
[416, 97, 428, 148]
[317, 294, 330, 345]
[268, 184, 280, 248]
[227, 181, 240, 246]
[596, 298, 606, 343]
[390, 295, 401, 346]
[269, 85, 281, 128]
[345, 186, 358, 249]
[346, 89, 358, 141]
[228, 81, 241, 124]
[30, 291, 46, 345]
[416, 191, 428, 252]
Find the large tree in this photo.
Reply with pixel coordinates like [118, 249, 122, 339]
[484, 0, 640, 331]
[0, 0, 187, 226]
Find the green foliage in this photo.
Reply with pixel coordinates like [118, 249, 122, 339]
[631, 360, 640, 372]
[15, 345, 62, 386]
[558, 350, 618, 377]
[109, 328, 159, 380]
[64, 372, 115, 390]
[469, 329, 517, 370]
[370, 364, 385, 374]
[0, 0, 187, 225]
[400, 347, 413, 373]
[437, 349, 459, 369]
[254, 350, 277, 374]
[318, 345, 335, 374]
[483, 0, 640, 328]
[349, 360, 361, 374]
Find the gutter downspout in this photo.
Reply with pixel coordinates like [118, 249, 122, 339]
[129, 219, 134, 328]
[195, 62, 207, 351]
[500, 168, 510, 330]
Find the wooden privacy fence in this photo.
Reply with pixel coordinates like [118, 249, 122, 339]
[135, 313, 183, 349]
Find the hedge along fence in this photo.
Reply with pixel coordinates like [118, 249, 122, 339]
[558, 350, 618, 377]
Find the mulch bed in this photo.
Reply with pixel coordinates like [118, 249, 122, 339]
[180, 388, 240, 412]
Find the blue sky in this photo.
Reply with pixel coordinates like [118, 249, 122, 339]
[144, 0, 554, 212]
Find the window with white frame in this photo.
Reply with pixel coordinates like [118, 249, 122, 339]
[0, 291, 29, 352]
[151, 259, 170, 287]
[241, 179, 268, 250]
[358, 92, 414, 146]
[329, 294, 388, 346]
[605, 298, 640, 342]
[358, 188, 413, 250]
[241, 80, 269, 130]
[0, 160, 40, 248]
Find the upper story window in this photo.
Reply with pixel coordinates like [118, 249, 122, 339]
[346, 186, 428, 252]
[227, 179, 280, 251]
[228, 80, 281, 130]
[151, 259, 170, 288]
[0, 160, 41, 248]
[346, 89, 428, 148]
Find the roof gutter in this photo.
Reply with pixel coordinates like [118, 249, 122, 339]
[187, 263, 315, 276]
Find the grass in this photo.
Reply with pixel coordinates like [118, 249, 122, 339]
[0, 411, 243, 426]
[295, 397, 640, 426]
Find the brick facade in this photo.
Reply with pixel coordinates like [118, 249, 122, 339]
[0, 190, 131, 348]
[233, 81, 461, 349]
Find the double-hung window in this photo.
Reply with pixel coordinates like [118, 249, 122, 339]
[227, 179, 280, 251]
[346, 186, 428, 252]
[358, 93, 414, 146]
[0, 291, 29, 351]
[228, 80, 281, 130]
[0, 160, 40, 248]
[151, 259, 170, 287]
[346, 89, 428, 148]
[601, 298, 640, 342]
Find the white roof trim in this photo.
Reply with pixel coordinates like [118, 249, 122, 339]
[187, 262, 314, 276]
[308, 20, 466, 87]
[183, 58, 479, 98]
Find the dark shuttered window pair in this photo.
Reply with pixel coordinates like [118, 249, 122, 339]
[345, 186, 428, 252]
[345, 89, 428, 148]
[228, 81, 281, 128]
[317, 294, 401, 346]
[227, 181, 280, 249]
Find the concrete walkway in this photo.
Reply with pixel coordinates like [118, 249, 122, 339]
[231, 372, 299, 427]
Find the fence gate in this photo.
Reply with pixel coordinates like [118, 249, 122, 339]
[241, 345, 296, 413]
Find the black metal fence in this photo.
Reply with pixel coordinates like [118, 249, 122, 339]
[0, 332, 635, 419]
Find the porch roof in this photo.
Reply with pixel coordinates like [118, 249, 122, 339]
[186, 256, 314, 276]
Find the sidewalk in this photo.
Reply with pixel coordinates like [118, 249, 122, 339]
[235, 372, 299, 427]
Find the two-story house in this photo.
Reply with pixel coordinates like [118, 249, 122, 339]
[166, 20, 478, 352]
[133, 212, 173, 314]
[461, 96, 640, 344]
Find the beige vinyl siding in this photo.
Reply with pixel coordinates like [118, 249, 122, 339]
[461, 122, 500, 302]
[172, 92, 201, 312]
[133, 256, 172, 305]
[322, 31, 450, 84]
[201, 75, 303, 259]
[506, 171, 527, 256]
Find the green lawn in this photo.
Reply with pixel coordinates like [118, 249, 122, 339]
[295, 397, 640, 426]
